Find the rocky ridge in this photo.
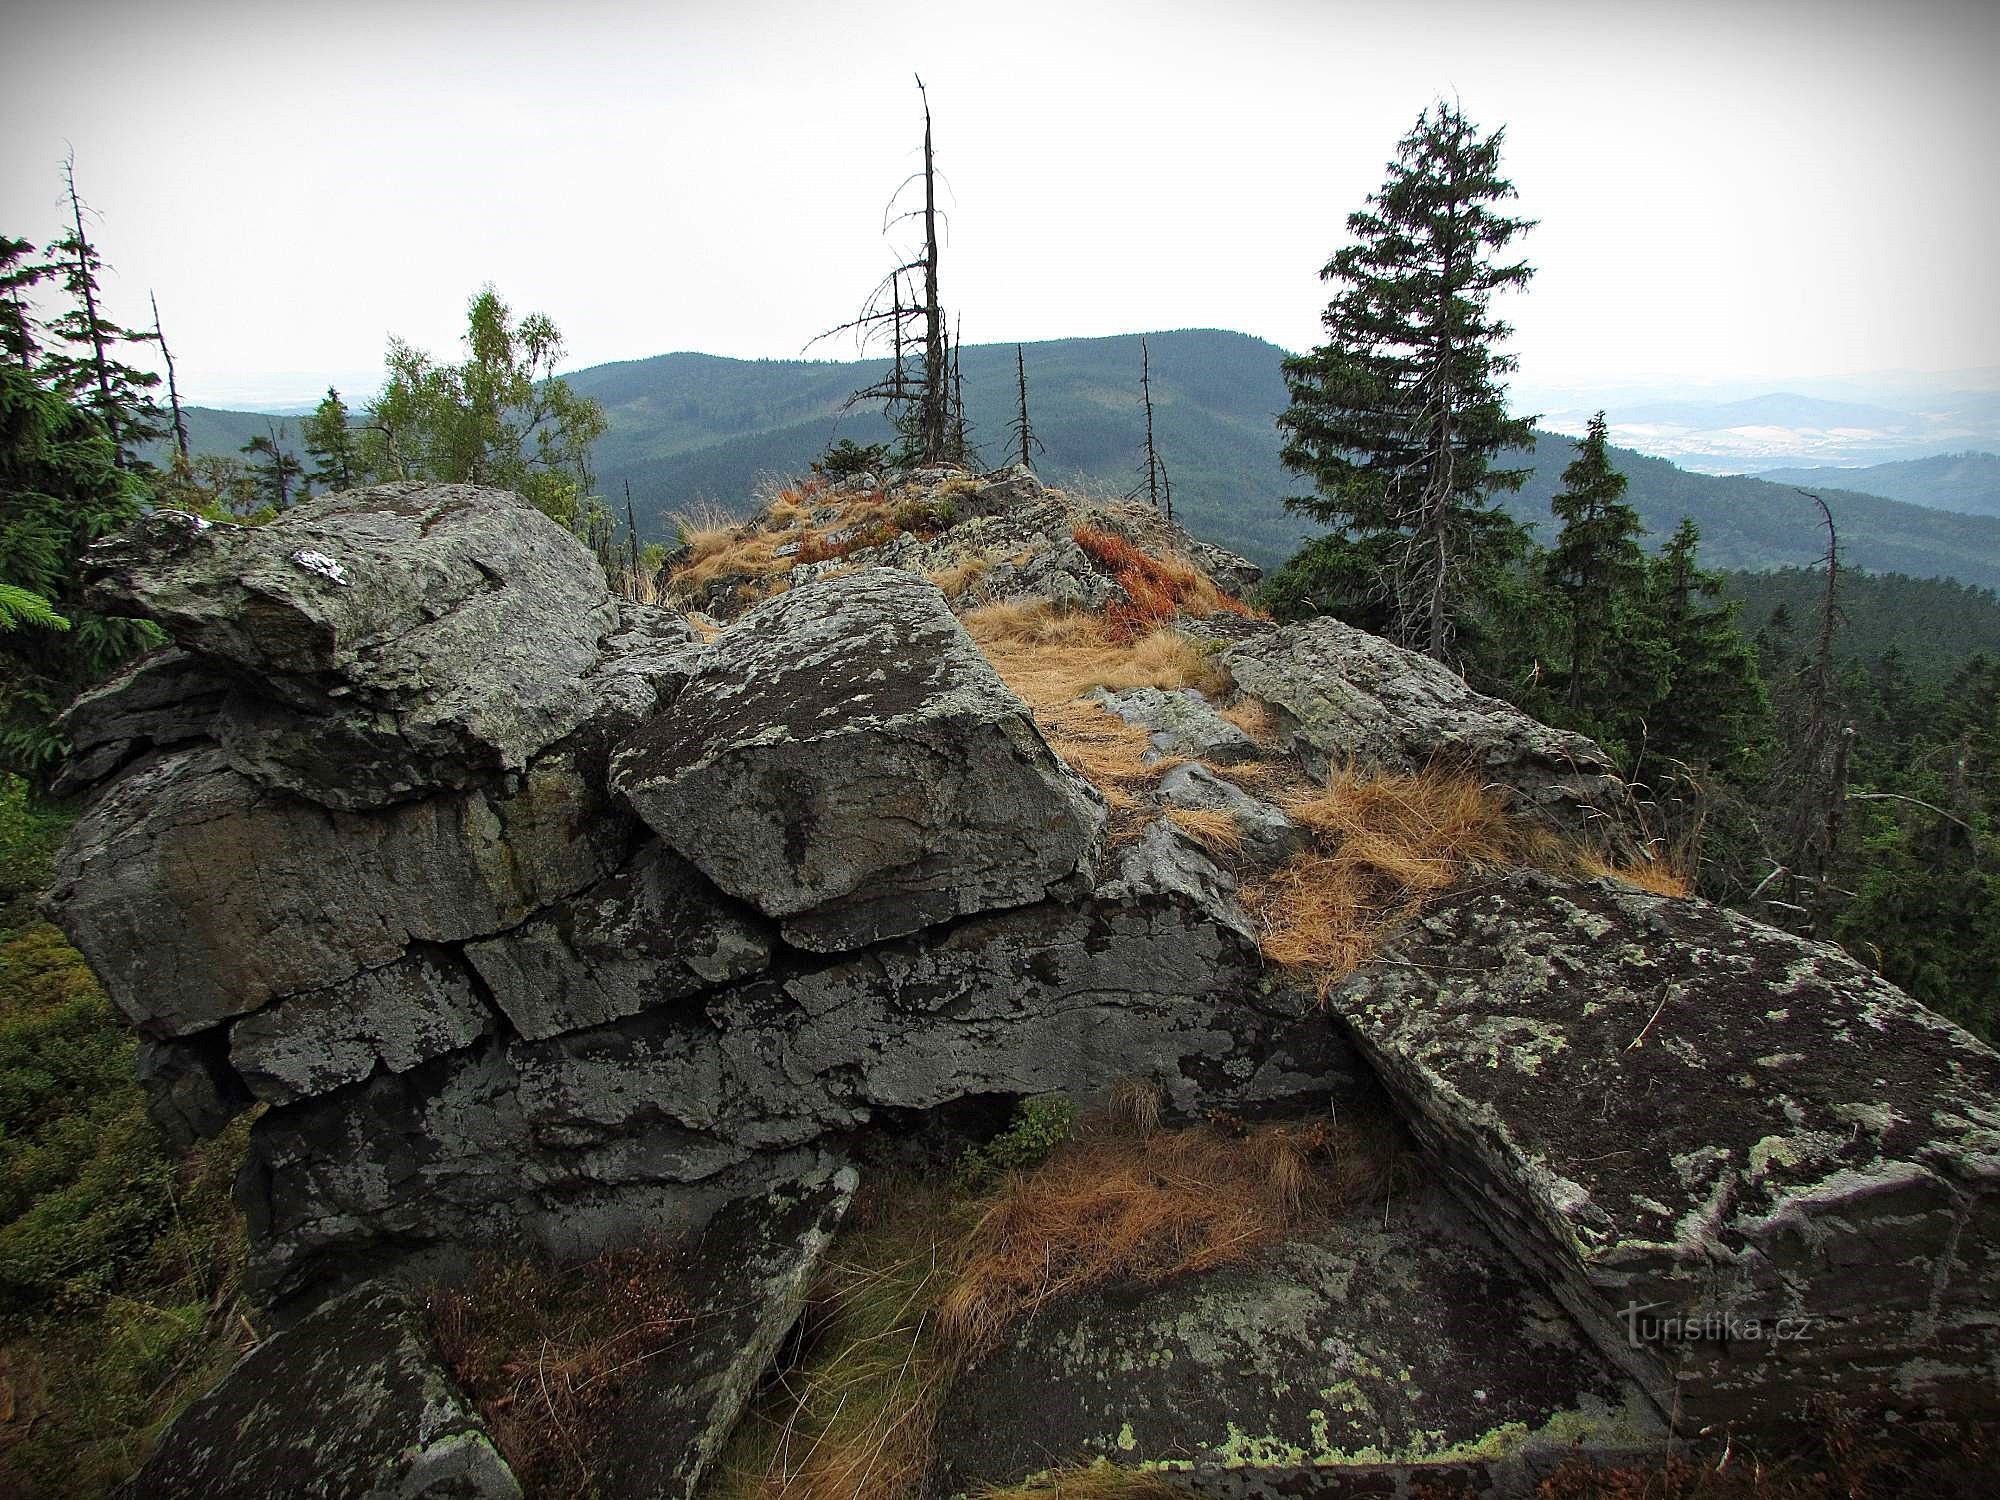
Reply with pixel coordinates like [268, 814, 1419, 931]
[44, 468, 2000, 1498]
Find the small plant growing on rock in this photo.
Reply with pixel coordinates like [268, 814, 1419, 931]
[813, 439, 891, 480]
[952, 1094, 1075, 1192]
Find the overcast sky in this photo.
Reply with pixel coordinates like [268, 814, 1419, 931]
[3, 0, 1995, 408]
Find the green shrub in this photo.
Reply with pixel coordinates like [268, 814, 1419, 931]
[953, 1095, 1075, 1191]
[813, 438, 890, 479]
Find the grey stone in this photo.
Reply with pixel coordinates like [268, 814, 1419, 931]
[931, 1185, 1663, 1497]
[47, 746, 629, 1038]
[1095, 820, 1255, 943]
[1220, 616, 1641, 847]
[1158, 762, 1308, 864]
[81, 484, 619, 807]
[610, 569, 1105, 952]
[465, 842, 773, 1042]
[51, 646, 236, 794]
[596, 1165, 858, 1500]
[1088, 684, 1260, 763]
[135, 1033, 252, 1147]
[231, 948, 495, 1104]
[118, 1280, 520, 1500]
[1329, 870, 2000, 1430]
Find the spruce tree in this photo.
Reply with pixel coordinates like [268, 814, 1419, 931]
[1278, 101, 1536, 664]
[1647, 519, 1768, 771]
[1545, 413, 1647, 714]
[241, 421, 304, 510]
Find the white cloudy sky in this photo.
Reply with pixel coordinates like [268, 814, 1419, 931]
[2, 0, 1994, 408]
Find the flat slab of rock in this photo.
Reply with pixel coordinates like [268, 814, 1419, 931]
[1330, 871, 2000, 1430]
[611, 569, 1105, 952]
[120, 1280, 519, 1500]
[596, 1164, 858, 1500]
[81, 484, 618, 807]
[1088, 686, 1259, 764]
[931, 1184, 1663, 1496]
[1218, 617, 1637, 846]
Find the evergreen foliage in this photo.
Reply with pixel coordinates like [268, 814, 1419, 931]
[1278, 102, 1537, 663]
[301, 386, 361, 493]
[1545, 412, 1648, 716]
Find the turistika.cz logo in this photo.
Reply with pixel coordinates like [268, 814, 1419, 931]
[1619, 1302, 1818, 1348]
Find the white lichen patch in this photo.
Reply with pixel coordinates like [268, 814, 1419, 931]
[291, 548, 352, 586]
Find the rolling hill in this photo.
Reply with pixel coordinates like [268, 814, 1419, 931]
[164, 330, 2000, 588]
[1755, 451, 2000, 519]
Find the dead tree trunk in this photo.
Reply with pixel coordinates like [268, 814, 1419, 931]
[1008, 344, 1043, 470]
[1137, 336, 1162, 510]
[151, 289, 190, 462]
[1782, 490, 1849, 928]
[915, 76, 948, 465]
[63, 156, 121, 460]
[624, 480, 642, 601]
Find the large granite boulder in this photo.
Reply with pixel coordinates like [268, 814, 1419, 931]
[79, 484, 620, 807]
[611, 569, 1106, 952]
[932, 1184, 1663, 1497]
[1217, 617, 1639, 847]
[119, 1280, 520, 1500]
[1329, 870, 2000, 1430]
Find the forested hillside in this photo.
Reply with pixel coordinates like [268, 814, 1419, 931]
[165, 331, 2000, 587]
[1756, 451, 2000, 519]
[1721, 567, 2000, 678]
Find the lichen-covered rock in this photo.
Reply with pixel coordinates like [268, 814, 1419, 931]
[1218, 617, 1638, 846]
[611, 569, 1106, 952]
[47, 747, 630, 1038]
[1088, 685, 1260, 763]
[242, 887, 1357, 1304]
[119, 1280, 520, 1500]
[1329, 871, 2000, 1430]
[51, 645, 236, 794]
[80, 483, 619, 807]
[931, 1184, 1663, 1496]
[1158, 762, 1307, 864]
[465, 842, 774, 1042]
[595, 1165, 857, 1500]
[230, 948, 495, 1104]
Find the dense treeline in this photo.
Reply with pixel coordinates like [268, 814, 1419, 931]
[1724, 567, 2000, 679]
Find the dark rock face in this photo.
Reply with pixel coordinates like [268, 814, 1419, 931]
[1217, 617, 1639, 846]
[118, 1281, 520, 1500]
[1329, 871, 2000, 1430]
[596, 1165, 857, 1500]
[932, 1185, 1664, 1498]
[611, 569, 1106, 952]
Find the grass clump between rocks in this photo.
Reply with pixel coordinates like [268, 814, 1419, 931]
[708, 1095, 1417, 1500]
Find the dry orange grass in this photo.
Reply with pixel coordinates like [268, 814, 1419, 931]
[1580, 853, 1693, 898]
[974, 1460, 1194, 1500]
[1164, 806, 1249, 860]
[1070, 525, 1257, 641]
[935, 1110, 1413, 1359]
[1241, 765, 1535, 993]
[1218, 695, 1277, 745]
[927, 556, 991, 601]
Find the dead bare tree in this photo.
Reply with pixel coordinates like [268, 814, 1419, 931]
[150, 289, 190, 462]
[812, 76, 954, 466]
[1777, 490, 1853, 931]
[1007, 344, 1044, 470]
[1133, 335, 1168, 518]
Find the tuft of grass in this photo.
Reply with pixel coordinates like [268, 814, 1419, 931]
[429, 1243, 691, 1499]
[712, 1101, 1415, 1500]
[1240, 765, 1540, 994]
[927, 556, 991, 602]
[1069, 526, 1255, 642]
[1580, 852, 1693, 899]
[1218, 696, 1277, 746]
[1163, 806, 1249, 860]
[975, 1457, 1195, 1500]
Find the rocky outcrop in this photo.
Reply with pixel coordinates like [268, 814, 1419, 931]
[611, 569, 1106, 952]
[46, 483, 1347, 1315]
[1215, 616, 1639, 847]
[118, 1281, 520, 1500]
[1088, 685, 1260, 764]
[1329, 870, 2000, 1430]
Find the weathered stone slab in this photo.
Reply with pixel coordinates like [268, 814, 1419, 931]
[611, 568, 1105, 952]
[51, 645, 236, 794]
[1218, 617, 1637, 846]
[1329, 870, 2000, 1430]
[931, 1184, 1663, 1497]
[466, 841, 773, 1042]
[81, 484, 619, 807]
[1088, 686, 1260, 763]
[46, 747, 629, 1038]
[231, 947, 495, 1104]
[119, 1280, 520, 1500]
[1158, 763, 1307, 864]
[596, 1165, 858, 1500]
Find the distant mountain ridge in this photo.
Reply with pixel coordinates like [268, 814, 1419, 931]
[162, 330, 2000, 590]
[1753, 452, 2000, 519]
